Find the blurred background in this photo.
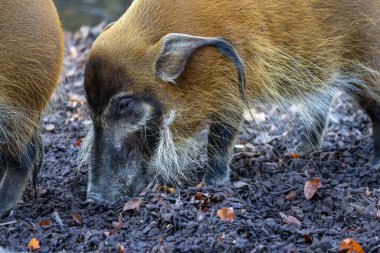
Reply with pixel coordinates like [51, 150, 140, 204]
[54, 0, 134, 31]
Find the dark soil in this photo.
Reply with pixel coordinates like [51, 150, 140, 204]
[1, 23, 380, 253]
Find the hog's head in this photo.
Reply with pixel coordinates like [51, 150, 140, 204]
[83, 14, 245, 202]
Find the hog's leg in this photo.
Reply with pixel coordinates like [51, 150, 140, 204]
[295, 107, 331, 156]
[204, 118, 240, 186]
[356, 95, 380, 169]
[0, 132, 43, 214]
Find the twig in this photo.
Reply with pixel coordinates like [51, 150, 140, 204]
[0, 220, 17, 227]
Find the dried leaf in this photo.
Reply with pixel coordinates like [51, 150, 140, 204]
[303, 234, 313, 244]
[112, 221, 124, 233]
[118, 244, 126, 253]
[158, 185, 167, 192]
[157, 185, 175, 193]
[339, 238, 364, 253]
[74, 139, 82, 147]
[377, 210, 380, 219]
[194, 193, 204, 200]
[285, 190, 298, 200]
[73, 213, 82, 225]
[290, 152, 300, 158]
[279, 212, 302, 227]
[27, 238, 40, 251]
[217, 207, 234, 222]
[38, 219, 50, 227]
[304, 177, 322, 200]
[123, 198, 144, 212]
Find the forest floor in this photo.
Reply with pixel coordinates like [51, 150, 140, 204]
[1, 24, 380, 253]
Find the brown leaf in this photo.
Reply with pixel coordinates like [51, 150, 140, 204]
[111, 220, 124, 233]
[304, 177, 322, 200]
[118, 244, 126, 253]
[303, 234, 313, 244]
[38, 219, 50, 227]
[73, 213, 82, 225]
[194, 193, 204, 200]
[157, 185, 175, 193]
[123, 198, 144, 212]
[27, 238, 40, 251]
[279, 212, 302, 227]
[339, 238, 364, 253]
[157, 185, 167, 192]
[285, 190, 298, 201]
[74, 139, 82, 147]
[290, 152, 300, 158]
[217, 207, 234, 222]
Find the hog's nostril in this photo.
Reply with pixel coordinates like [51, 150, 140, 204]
[87, 192, 107, 203]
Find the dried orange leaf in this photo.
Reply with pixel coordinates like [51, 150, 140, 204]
[339, 238, 364, 253]
[304, 177, 322, 200]
[158, 185, 167, 192]
[74, 139, 82, 147]
[73, 213, 82, 225]
[279, 212, 302, 227]
[168, 187, 175, 193]
[285, 190, 298, 200]
[118, 244, 126, 253]
[38, 219, 50, 227]
[123, 198, 144, 212]
[217, 207, 234, 222]
[28, 238, 40, 251]
[194, 193, 204, 200]
[290, 152, 300, 158]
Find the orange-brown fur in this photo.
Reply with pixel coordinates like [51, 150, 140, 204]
[90, 0, 380, 135]
[86, 0, 380, 187]
[0, 0, 64, 157]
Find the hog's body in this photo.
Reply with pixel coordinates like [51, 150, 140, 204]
[84, 0, 380, 201]
[0, 0, 63, 213]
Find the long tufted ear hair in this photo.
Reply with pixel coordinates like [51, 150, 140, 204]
[154, 33, 247, 103]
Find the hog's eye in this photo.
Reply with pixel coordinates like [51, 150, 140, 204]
[118, 97, 134, 114]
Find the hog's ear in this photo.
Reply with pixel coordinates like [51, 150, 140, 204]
[155, 33, 245, 89]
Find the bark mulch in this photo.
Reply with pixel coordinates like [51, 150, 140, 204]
[1, 23, 380, 253]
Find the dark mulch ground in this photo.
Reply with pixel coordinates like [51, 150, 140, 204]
[1, 24, 380, 253]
